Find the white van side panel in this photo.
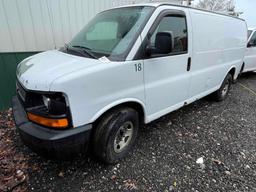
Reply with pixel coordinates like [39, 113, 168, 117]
[51, 6, 247, 127]
[51, 60, 146, 127]
[188, 9, 247, 98]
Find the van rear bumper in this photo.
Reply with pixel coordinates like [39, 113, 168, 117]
[12, 96, 92, 158]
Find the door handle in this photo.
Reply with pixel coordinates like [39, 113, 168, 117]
[187, 57, 191, 71]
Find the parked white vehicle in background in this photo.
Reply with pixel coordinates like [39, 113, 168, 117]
[243, 28, 256, 73]
[12, 3, 247, 164]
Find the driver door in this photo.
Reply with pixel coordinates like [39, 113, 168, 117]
[143, 9, 192, 121]
[245, 31, 256, 71]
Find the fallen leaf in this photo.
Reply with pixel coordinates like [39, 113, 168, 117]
[58, 171, 64, 178]
[123, 179, 138, 190]
[111, 175, 117, 180]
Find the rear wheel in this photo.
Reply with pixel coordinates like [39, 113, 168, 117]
[212, 73, 232, 101]
[93, 107, 139, 164]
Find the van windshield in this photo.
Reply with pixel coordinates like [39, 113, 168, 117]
[68, 6, 154, 61]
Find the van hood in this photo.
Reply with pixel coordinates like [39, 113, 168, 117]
[17, 50, 104, 91]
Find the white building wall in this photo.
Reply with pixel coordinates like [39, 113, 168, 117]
[0, 0, 183, 53]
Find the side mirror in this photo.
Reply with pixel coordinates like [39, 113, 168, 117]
[146, 32, 173, 56]
[247, 42, 253, 47]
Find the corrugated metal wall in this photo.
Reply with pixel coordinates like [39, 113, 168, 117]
[0, 0, 139, 53]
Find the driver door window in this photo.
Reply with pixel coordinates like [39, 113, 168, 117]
[149, 15, 188, 55]
[248, 32, 256, 47]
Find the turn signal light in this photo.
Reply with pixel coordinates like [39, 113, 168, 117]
[27, 113, 68, 128]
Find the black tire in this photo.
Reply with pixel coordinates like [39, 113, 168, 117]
[93, 107, 139, 164]
[212, 73, 232, 102]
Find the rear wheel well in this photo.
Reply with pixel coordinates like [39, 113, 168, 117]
[228, 68, 236, 81]
[240, 63, 245, 73]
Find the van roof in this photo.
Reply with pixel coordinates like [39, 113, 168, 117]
[111, 2, 245, 21]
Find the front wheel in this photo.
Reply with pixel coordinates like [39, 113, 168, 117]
[93, 107, 139, 164]
[212, 74, 232, 102]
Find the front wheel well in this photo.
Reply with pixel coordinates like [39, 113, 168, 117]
[93, 102, 145, 129]
[123, 102, 145, 125]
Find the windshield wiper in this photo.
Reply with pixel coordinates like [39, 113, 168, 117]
[71, 45, 97, 59]
[64, 44, 97, 59]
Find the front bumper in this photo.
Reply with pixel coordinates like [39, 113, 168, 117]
[12, 96, 92, 158]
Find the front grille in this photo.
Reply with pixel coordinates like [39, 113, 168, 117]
[16, 81, 44, 108]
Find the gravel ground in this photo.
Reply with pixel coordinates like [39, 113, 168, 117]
[1, 73, 256, 192]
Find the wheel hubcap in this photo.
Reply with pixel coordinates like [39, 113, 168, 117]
[114, 121, 134, 153]
[221, 81, 230, 97]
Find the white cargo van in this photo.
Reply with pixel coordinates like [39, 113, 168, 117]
[243, 28, 256, 72]
[12, 3, 247, 164]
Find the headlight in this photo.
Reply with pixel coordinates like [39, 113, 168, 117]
[43, 96, 51, 109]
[42, 95, 67, 115]
[23, 91, 71, 129]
